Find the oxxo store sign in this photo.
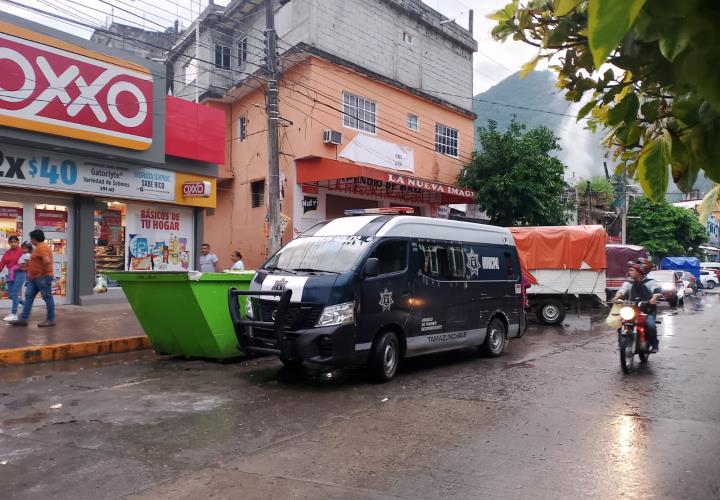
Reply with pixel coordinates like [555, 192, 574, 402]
[0, 21, 153, 150]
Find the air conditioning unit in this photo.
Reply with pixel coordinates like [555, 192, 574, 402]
[323, 129, 343, 145]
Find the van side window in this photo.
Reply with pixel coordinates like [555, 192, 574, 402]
[369, 240, 407, 275]
[504, 253, 515, 278]
[419, 242, 464, 280]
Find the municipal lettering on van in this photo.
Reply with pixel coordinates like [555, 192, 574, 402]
[0, 24, 153, 150]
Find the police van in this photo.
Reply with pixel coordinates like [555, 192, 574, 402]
[228, 208, 525, 382]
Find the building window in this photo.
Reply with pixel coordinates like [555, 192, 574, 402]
[407, 113, 419, 131]
[238, 37, 248, 65]
[402, 32, 414, 44]
[251, 179, 265, 208]
[238, 116, 247, 142]
[342, 91, 377, 133]
[214, 44, 230, 69]
[435, 123, 459, 157]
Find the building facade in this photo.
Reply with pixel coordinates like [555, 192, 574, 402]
[0, 13, 223, 307]
[167, 0, 478, 268]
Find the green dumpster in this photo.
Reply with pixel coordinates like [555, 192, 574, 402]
[104, 271, 254, 360]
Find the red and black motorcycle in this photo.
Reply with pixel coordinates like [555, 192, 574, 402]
[616, 300, 655, 374]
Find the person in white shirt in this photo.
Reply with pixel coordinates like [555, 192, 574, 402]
[199, 243, 218, 273]
[230, 250, 245, 271]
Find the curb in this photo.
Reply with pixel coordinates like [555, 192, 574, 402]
[0, 336, 152, 365]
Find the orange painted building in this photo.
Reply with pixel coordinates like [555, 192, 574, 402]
[204, 53, 476, 269]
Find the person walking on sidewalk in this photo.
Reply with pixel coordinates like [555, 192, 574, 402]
[1, 235, 23, 321]
[9, 230, 56, 327]
[3, 242, 31, 322]
[199, 243, 218, 273]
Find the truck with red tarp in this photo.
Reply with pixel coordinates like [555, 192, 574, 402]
[605, 244, 649, 298]
[509, 225, 608, 324]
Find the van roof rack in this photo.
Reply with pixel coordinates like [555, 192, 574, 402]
[344, 207, 415, 216]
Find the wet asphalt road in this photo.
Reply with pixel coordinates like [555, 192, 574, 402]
[1, 293, 719, 500]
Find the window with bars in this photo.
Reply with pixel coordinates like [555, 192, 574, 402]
[214, 44, 230, 69]
[342, 91, 377, 133]
[237, 37, 248, 65]
[435, 123, 459, 157]
[238, 116, 247, 142]
[407, 113, 419, 131]
[251, 179, 265, 208]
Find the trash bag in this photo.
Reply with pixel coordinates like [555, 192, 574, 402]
[606, 303, 623, 329]
[94, 275, 108, 294]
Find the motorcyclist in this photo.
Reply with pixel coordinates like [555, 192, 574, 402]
[613, 258, 663, 353]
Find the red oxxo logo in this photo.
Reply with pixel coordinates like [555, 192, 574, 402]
[182, 181, 212, 197]
[0, 22, 153, 150]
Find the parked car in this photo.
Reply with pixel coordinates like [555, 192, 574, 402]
[700, 270, 719, 289]
[700, 263, 720, 281]
[647, 270, 684, 307]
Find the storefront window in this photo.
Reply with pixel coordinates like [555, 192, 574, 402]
[94, 200, 126, 288]
[34, 204, 69, 297]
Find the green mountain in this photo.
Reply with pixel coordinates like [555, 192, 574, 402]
[473, 71, 570, 145]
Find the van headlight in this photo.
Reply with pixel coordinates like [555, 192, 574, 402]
[316, 302, 354, 327]
[620, 306, 636, 321]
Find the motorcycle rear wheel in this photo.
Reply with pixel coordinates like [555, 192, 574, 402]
[619, 333, 636, 374]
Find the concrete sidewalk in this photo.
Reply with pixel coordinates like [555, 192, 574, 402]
[0, 303, 150, 365]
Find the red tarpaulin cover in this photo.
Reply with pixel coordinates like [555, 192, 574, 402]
[510, 225, 608, 270]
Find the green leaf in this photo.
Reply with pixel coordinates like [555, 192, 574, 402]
[659, 29, 691, 62]
[588, 0, 647, 68]
[608, 92, 638, 126]
[637, 136, 670, 202]
[519, 55, 540, 78]
[641, 100, 659, 122]
[555, 0, 582, 16]
[576, 100, 597, 121]
[487, 1, 519, 21]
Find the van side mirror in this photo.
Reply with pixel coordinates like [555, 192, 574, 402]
[364, 258, 379, 277]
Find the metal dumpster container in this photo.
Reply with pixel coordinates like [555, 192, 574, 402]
[105, 271, 253, 360]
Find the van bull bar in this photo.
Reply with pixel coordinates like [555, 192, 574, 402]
[228, 288, 294, 359]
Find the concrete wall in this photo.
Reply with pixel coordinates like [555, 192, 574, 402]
[171, 0, 475, 112]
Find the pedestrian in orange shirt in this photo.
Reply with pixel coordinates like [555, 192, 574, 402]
[9, 229, 56, 327]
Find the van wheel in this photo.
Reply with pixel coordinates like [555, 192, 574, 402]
[368, 331, 400, 383]
[536, 299, 565, 325]
[481, 318, 506, 357]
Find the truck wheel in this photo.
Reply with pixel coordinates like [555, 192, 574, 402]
[536, 299, 566, 325]
[368, 330, 400, 383]
[481, 318, 506, 357]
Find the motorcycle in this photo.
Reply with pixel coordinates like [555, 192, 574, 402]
[616, 300, 655, 374]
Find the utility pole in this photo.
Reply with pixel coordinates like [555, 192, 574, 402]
[265, 0, 281, 255]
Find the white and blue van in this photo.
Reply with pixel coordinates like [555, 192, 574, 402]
[228, 209, 526, 382]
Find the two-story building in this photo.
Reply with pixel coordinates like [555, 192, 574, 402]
[168, 0, 478, 268]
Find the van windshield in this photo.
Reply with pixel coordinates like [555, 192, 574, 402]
[264, 236, 375, 274]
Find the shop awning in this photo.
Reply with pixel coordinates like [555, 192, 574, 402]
[296, 157, 476, 205]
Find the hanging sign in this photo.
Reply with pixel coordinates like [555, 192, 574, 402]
[0, 22, 153, 150]
[0, 144, 175, 202]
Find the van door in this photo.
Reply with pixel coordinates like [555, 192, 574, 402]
[356, 239, 412, 349]
[407, 241, 472, 355]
